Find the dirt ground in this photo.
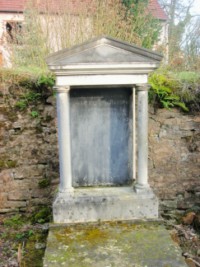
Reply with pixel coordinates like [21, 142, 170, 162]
[0, 213, 200, 267]
[166, 211, 200, 267]
[0, 214, 48, 267]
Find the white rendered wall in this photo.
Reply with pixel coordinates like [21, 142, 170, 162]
[0, 13, 24, 67]
[56, 74, 148, 86]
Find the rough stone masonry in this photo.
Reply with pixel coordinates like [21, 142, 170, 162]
[0, 83, 199, 216]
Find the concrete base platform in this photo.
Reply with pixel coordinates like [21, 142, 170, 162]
[43, 222, 188, 267]
[53, 187, 158, 223]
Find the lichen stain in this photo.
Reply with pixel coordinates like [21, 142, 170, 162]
[79, 228, 109, 244]
[52, 221, 161, 247]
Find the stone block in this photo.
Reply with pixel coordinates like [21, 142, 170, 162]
[0, 170, 12, 183]
[13, 122, 22, 130]
[46, 96, 56, 105]
[0, 114, 6, 122]
[164, 117, 182, 126]
[31, 188, 47, 198]
[0, 193, 8, 208]
[53, 187, 159, 224]
[180, 121, 200, 131]
[13, 165, 46, 178]
[6, 201, 27, 208]
[43, 106, 55, 117]
[12, 170, 24, 180]
[177, 200, 194, 210]
[29, 198, 50, 206]
[160, 200, 178, 211]
[8, 190, 30, 201]
[44, 223, 187, 267]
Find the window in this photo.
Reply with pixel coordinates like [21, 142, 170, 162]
[6, 21, 22, 44]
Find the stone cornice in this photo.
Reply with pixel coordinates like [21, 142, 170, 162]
[48, 63, 160, 76]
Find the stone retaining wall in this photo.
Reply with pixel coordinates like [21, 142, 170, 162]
[0, 84, 199, 215]
[149, 108, 200, 216]
[0, 84, 59, 213]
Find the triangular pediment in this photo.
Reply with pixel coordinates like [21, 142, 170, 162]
[46, 36, 162, 67]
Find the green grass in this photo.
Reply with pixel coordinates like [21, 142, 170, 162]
[4, 214, 24, 227]
[175, 71, 200, 83]
[0, 67, 55, 88]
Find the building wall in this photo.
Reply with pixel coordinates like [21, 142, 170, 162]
[0, 13, 24, 38]
[0, 12, 92, 66]
[0, 10, 168, 67]
[0, 84, 199, 215]
[0, 13, 24, 67]
[153, 21, 169, 62]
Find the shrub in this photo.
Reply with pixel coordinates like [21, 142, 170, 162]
[148, 70, 200, 112]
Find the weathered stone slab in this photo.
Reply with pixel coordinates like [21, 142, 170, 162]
[53, 187, 158, 223]
[44, 222, 187, 267]
[70, 88, 132, 187]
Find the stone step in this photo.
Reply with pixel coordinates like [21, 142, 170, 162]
[53, 187, 158, 223]
[43, 222, 188, 267]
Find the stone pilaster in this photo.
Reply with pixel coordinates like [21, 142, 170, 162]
[56, 86, 73, 194]
[132, 87, 136, 180]
[134, 84, 150, 193]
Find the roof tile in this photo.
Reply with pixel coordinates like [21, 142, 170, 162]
[148, 0, 168, 20]
[0, 0, 26, 12]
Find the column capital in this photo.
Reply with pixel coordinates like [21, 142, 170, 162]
[135, 84, 150, 91]
[54, 86, 70, 93]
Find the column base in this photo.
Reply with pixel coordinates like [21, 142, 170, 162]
[134, 183, 153, 195]
[59, 187, 74, 195]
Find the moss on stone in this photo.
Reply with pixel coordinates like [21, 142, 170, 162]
[35, 124, 43, 133]
[0, 160, 5, 168]
[44, 222, 187, 267]
[38, 179, 50, 188]
[42, 115, 53, 122]
[6, 160, 17, 168]
[0, 106, 17, 122]
[77, 228, 109, 245]
[0, 159, 17, 169]
[3, 214, 24, 227]
[31, 206, 52, 224]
